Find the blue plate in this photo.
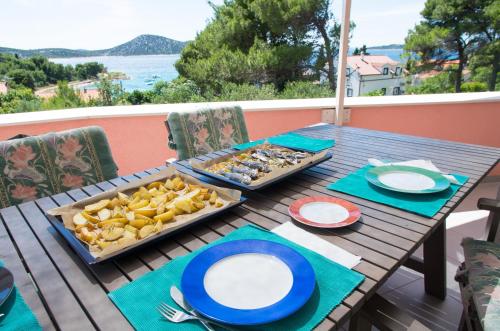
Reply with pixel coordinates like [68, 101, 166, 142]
[0, 267, 14, 308]
[181, 239, 316, 325]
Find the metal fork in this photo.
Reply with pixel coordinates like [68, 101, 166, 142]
[157, 302, 213, 330]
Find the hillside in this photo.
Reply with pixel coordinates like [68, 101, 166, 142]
[367, 44, 404, 50]
[0, 34, 187, 58]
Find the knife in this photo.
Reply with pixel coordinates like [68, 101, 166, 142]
[170, 286, 239, 331]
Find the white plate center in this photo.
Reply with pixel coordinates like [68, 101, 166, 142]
[378, 171, 436, 191]
[203, 253, 293, 309]
[299, 201, 350, 224]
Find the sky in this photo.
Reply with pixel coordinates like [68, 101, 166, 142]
[0, 0, 426, 50]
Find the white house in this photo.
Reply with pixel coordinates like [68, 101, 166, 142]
[345, 55, 405, 97]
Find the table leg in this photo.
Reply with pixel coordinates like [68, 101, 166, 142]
[423, 221, 446, 299]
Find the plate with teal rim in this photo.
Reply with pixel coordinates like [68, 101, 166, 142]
[365, 165, 450, 194]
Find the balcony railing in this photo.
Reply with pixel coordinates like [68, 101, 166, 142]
[1, 92, 499, 176]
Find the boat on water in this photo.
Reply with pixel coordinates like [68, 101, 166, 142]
[152, 75, 160, 79]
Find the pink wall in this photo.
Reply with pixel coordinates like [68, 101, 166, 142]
[349, 101, 500, 175]
[0, 108, 322, 175]
[1, 102, 497, 176]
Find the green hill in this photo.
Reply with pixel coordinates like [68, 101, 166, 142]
[0, 34, 187, 58]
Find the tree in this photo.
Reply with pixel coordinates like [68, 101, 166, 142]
[468, 0, 499, 90]
[75, 62, 105, 80]
[96, 78, 124, 106]
[43, 81, 86, 110]
[7, 69, 36, 89]
[406, 71, 455, 94]
[404, 0, 487, 92]
[352, 45, 369, 56]
[176, 0, 352, 92]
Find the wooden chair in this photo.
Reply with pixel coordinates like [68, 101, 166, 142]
[165, 106, 250, 161]
[0, 126, 118, 208]
[455, 192, 500, 331]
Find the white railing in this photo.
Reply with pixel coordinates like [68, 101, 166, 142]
[0, 92, 499, 127]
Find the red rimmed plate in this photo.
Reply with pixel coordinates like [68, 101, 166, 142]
[288, 196, 361, 228]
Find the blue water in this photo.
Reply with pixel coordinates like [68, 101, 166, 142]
[51, 49, 404, 92]
[349, 48, 405, 61]
[365, 48, 405, 61]
[51, 54, 180, 91]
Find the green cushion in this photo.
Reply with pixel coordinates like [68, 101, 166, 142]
[166, 106, 249, 160]
[462, 238, 500, 331]
[0, 126, 118, 208]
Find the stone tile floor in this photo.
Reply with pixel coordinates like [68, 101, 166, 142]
[342, 179, 500, 331]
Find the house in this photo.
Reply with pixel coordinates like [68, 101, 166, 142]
[411, 60, 471, 86]
[0, 81, 8, 94]
[345, 55, 405, 97]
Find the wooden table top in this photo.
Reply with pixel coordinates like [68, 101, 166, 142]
[1, 124, 499, 330]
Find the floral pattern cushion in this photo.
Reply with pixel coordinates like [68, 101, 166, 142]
[166, 106, 249, 160]
[462, 238, 500, 331]
[0, 126, 118, 208]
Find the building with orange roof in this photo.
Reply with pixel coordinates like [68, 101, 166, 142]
[345, 55, 405, 97]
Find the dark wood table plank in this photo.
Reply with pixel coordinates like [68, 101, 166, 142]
[0, 213, 55, 330]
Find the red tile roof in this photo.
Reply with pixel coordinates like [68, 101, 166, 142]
[347, 55, 399, 76]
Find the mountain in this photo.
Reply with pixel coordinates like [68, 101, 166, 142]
[0, 34, 187, 58]
[367, 44, 404, 50]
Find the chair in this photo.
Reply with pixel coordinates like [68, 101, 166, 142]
[165, 106, 250, 161]
[0, 126, 118, 208]
[455, 194, 500, 331]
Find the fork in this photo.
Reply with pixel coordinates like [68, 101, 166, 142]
[157, 302, 214, 330]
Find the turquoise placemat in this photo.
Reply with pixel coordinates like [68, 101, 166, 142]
[327, 165, 468, 218]
[109, 224, 364, 331]
[0, 261, 42, 331]
[233, 132, 335, 153]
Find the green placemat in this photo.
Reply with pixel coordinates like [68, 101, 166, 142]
[233, 133, 335, 153]
[327, 165, 468, 218]
[109, 224, 364, 331]
[0, 261, 42, 331]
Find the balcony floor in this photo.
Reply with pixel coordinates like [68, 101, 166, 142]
[340, 179, 500, 331]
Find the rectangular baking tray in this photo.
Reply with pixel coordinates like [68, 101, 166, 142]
[190, 145, 332, 190]
[46, 168, 245, 265]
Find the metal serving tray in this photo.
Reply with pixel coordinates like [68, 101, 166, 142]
[47, 196, 246, 265]
[190, 145, 333, 190]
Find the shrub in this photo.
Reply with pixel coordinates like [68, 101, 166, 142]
[42, 81, 87, 110]
[215, 82, 277, 101]
[0, 87, 42, 114]
[151, 79, 205, 103]
[280, 81, 334, 99]
[460, 81, 487, 92]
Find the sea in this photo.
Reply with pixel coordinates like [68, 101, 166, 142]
[50, 48, 403, 92]
[51, 54, 180, 92]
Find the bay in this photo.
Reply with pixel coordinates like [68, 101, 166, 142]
[50, 54, 180, 91]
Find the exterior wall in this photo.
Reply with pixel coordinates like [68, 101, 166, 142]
[0, 93, 498, 176]
[346, 71, 405, 97]
[358, 76, 404, 96]
[349, 101, 500, 175]
[0, 108, 322, 175]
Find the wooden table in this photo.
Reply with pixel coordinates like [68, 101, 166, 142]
[1, 125, 499, 330]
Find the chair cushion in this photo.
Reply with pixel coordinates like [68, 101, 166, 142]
[0, 126, 118, 208]
[462, 238, 500, 331]
[166, 106, 249, 160]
